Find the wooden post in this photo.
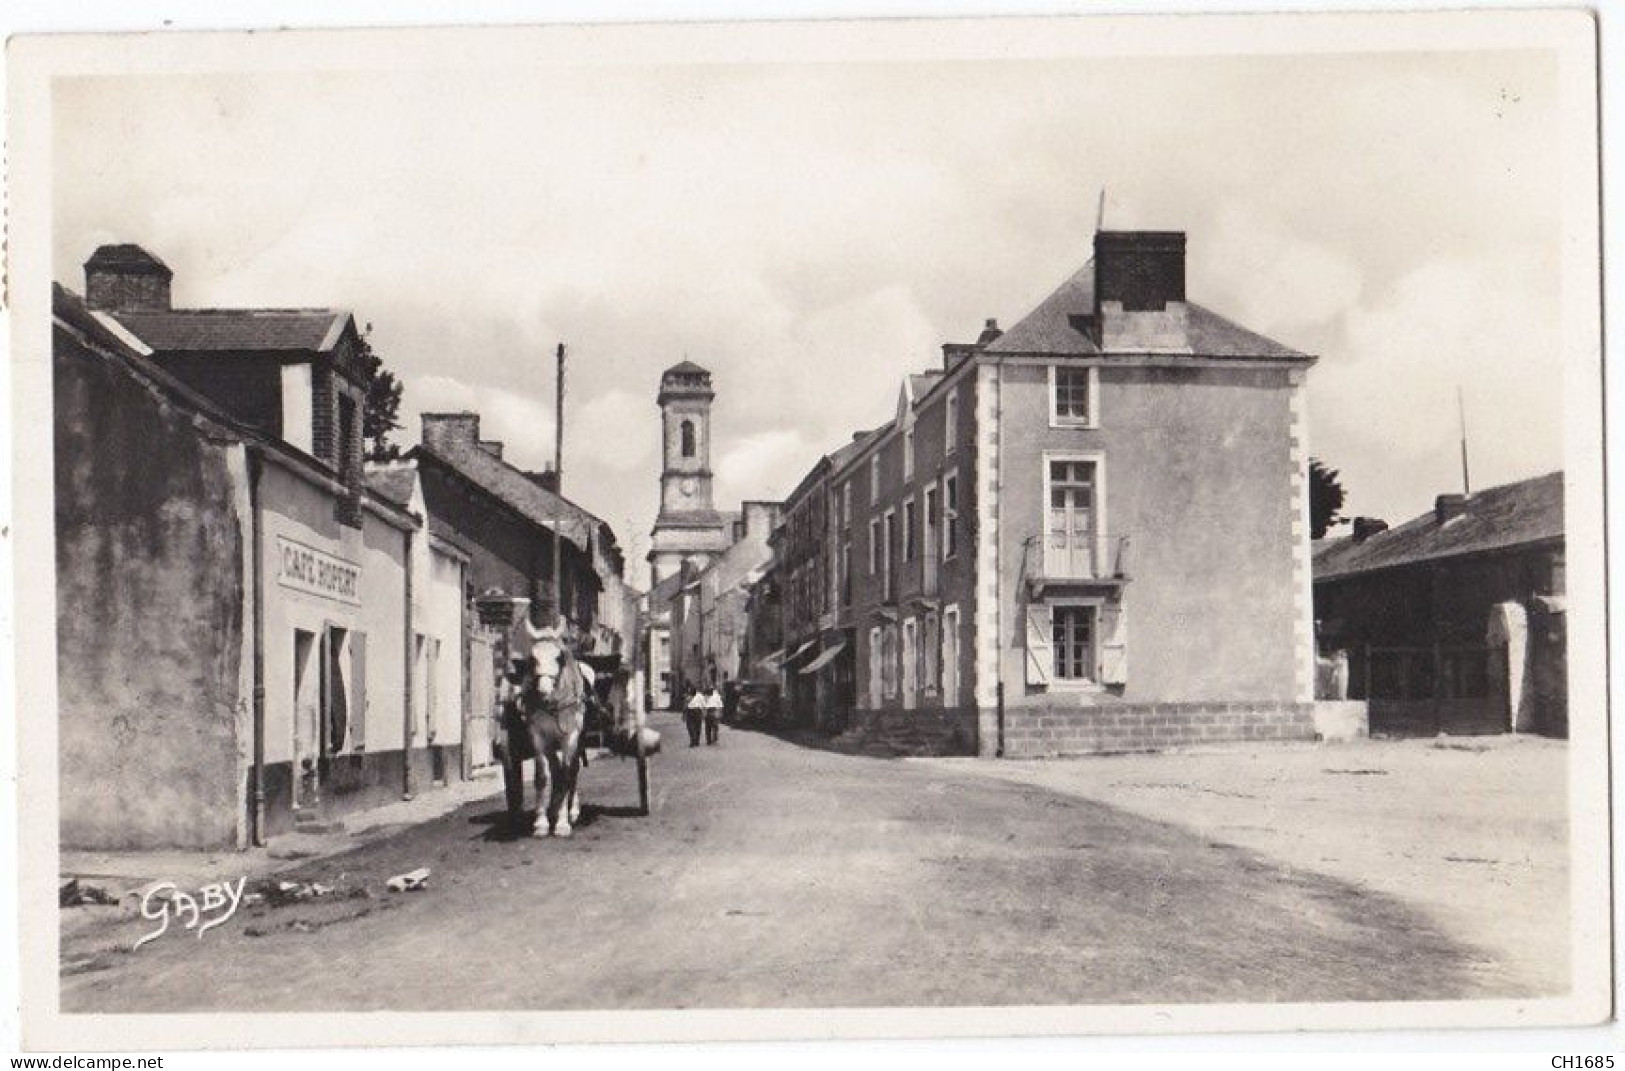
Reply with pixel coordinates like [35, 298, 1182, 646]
[1432, 640, 1443, 736]
[552, 342, 566, 626]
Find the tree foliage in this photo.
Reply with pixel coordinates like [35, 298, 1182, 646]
[357, 330, 404, 462]
[1309, 458, 1347, 540]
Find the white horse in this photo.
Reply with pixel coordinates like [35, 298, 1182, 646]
[512, 620, 595, 838]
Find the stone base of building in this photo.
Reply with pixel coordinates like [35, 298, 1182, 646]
[1313, 700, 1369, 742]
[998, 701, 1317, 758]
[256, 744, 466, 841]
[836, 706, 979, 757]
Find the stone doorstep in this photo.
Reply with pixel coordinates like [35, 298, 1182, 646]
[60, 766, 504, 910]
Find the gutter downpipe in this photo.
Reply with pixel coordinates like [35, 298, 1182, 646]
[248, 448, 268, 846]
[993, 354, 1006, 759]
[403, 524, 416, 800]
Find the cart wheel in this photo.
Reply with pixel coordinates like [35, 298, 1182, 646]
[502, 749, 525, 828]
[636, 749, 651, 817]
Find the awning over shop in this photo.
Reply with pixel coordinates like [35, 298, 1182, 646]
[757, 649, 786, 672]
[784, 638, 819, 665]
[799, 642, 847, 675]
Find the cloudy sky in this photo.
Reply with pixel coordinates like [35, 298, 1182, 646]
[53, 42, 1568, 583]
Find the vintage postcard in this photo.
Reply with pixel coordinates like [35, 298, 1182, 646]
[6, 8, 1609, 1050]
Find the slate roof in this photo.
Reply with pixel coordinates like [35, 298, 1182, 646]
[364, 466, 419, 510]
[412, 437, 610, 557]
[984, 261, 1308, 361]
[907, 371, 943, 398]
[645, 570, 687, 614]
[1313, 471, 1564, 582]
[54, 284, 414, 525]
[109, 308, 351, 354]
[657, 508, 734, 527]
[828, 427, 878, 473]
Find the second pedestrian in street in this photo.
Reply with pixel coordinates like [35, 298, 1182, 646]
[684, 686, 705, 748]
[703, 685, 723, 746]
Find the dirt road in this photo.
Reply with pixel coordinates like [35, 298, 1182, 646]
[62, 713, 1521, 1012]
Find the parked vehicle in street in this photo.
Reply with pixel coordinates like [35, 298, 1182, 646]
[730, 681, 782, 727]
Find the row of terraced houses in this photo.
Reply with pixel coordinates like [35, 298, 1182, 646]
[54, 244, 638, 850]
[741, 229, 1323, 758]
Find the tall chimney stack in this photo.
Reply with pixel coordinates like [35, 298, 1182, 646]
[1094, 231, 1186, 313]
[421, 412, 480, 452]
[84, 244, 173, 311]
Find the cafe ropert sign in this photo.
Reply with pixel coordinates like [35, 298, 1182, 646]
[276, 536, 361, 605]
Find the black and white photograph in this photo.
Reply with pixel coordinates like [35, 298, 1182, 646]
[5, 6, 1611, 1051]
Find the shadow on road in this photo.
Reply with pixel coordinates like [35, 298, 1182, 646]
[468, 801, 645, 842]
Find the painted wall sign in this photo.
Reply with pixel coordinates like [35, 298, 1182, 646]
[276, 536, 361, 604]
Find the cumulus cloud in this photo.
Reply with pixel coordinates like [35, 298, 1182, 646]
[1310, 253, 1562, 522]
[716, 429, 820, 507]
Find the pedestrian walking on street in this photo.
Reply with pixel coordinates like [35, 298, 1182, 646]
[703, 685, 723, 746]
[684, 686, 705, 748]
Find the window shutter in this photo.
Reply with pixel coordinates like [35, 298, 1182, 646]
[1024, 604, 1052, 687]
[351, 632, 367, 749]
[1099, 600, 1128, 685]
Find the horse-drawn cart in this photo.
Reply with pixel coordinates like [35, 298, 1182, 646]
[477, 595, 658, 830]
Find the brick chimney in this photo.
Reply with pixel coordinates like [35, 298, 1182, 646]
[942, 317, 1003, 370]
[1352, 517, 1388, 543]
[85, 244, 173, 311]
[421, 412, 480, 452]
[525, 468, 559, 493]
[1093, 231, 1190, 353]
[1095, 231, 1185, 312]
[1434, 493, 1470, 525]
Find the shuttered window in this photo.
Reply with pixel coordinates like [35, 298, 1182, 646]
[350, 632, 367, 749]
[1023, 606, 1051, 686]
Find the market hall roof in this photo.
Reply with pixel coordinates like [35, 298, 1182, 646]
[1313, 471, 1565, 583]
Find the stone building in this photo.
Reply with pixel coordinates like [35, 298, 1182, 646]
[767, 229, 1318, 757]
[675, 502, 780, 698]
[412, 411, 626, 650]
[54, 261, 469, 850]
[770, 432, 875, 729]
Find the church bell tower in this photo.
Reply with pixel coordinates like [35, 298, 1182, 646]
[648, 361, 731, 586]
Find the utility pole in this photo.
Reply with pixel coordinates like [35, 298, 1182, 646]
[552, 342, 566, 627]
[1457, 385, 1472, 495]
